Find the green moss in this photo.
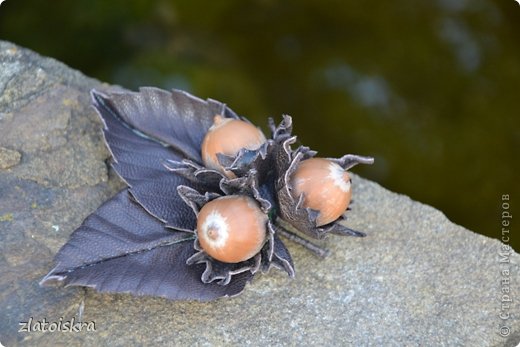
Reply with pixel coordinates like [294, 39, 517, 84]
[0, 213, 14, 222]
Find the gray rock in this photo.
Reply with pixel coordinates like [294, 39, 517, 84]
[0, 40, 518, 347]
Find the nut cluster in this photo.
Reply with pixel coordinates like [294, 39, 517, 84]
[43, 87, 375, 302]
[194, 116, 364, 264]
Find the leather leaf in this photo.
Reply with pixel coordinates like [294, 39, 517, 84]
[92, 90, 205, 231]
[92, 87, 240, 163]
[41, 191, 252, 301]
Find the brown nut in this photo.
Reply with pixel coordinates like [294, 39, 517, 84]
[201, 115, 266, 177]
[290, 158, 352, 226]
[197, 195, 267, 263]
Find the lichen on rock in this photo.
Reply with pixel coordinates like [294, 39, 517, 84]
[0, 147, 21, 169]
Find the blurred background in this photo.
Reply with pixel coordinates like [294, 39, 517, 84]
[0, 0, 518, 250]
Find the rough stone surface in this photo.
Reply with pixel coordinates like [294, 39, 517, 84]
[0, 40, 518, 347]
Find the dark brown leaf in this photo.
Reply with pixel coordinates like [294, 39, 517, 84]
[92, 90, 204, 231]
[92, 88, 239, 163]
[41, 191, 253, 301]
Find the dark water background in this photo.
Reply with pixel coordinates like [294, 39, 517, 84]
[0, 0, 518, 250]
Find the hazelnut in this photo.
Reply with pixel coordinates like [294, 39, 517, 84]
[197, 195, 267, 263]
[290, 158, 352, 226]
[201, 115, 266, 177]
